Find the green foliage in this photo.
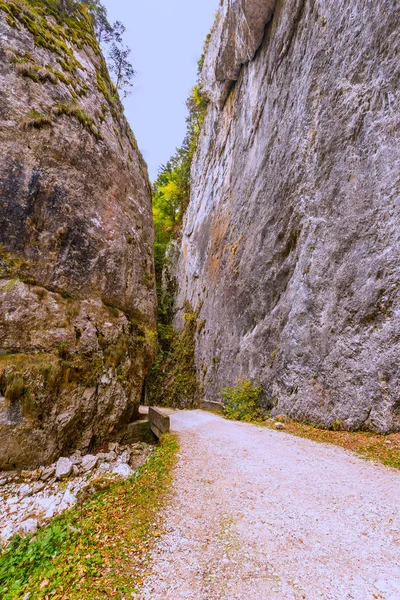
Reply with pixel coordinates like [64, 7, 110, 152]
[0, 434, 179, 599]
[152, 54, 207, 285]
[148, 42, 209, 409]
[3, 374, 25, 402]
[0, 0, 95, 63]
[0, 0, 133, 130]
[108, 40, 135, 98]
[222, 378, 263, 422]
[146, 301, 199, 408]
[0, 246, 32, 280]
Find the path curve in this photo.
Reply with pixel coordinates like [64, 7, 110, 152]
[141, 410, 400, 600]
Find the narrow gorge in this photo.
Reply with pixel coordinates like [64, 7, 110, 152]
[1, 0, 400, 597]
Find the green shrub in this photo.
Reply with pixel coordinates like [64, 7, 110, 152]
[222, 378, 263, 422]
[146, 301, 199, 409]
[52, 102, 101, 139]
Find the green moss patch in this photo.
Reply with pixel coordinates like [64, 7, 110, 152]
[0, 0, 126, 135]
[52, 101, 101, 139]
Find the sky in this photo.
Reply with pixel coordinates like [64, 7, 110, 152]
[102, 0, 218, 182]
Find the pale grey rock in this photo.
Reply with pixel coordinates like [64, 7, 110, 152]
[118, 450, 131, 465]
[70, 451, 82, 466]
[40, 466, 56, 482]
[42, 497, 61, 520]
[201, 0, 276, 108]
[2, 524, 14, 542]
[176, 0, 400, 433]
[18, 519, 38, 536]
[275, 423, 285, 431]
[58, 488, 76, 512]
[19, 484, 33, 498]
[0, 3, 156, 471]
[111, 463, 133, 478]
[32, 482, 45, 494]
[96, 451, 117, 463]
[55, 457, 73, 480]
[97, 462, 111, 475]
[80, 454, 99, 473]
[105, 451, 117, 462]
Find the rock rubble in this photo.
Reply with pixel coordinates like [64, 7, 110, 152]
[0, 442, 153, 547]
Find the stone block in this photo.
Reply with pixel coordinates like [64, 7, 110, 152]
[121, 420, 157, 445]
[148, 407, 170, 439]
[200, 400, 225, 415]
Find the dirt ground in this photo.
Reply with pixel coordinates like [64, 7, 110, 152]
[140, 410, 400, 600]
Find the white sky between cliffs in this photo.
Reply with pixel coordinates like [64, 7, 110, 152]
[102, 0, 217, 182]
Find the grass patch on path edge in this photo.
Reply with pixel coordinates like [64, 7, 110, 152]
[258, 419, 400, 470]
[0, 433, 179, 599]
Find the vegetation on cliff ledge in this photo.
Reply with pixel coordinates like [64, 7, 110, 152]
[147, 50, 208, 408]
[0, 0, 135, 135]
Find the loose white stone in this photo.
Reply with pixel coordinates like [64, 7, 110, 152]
[18, 519, 38, 536]
[70, 451, 82, 466]
[56, 457, 73, 480]
[80, 454, 99, 473]
[19, 484, 33, 498]
[40, 465, 56, 481]
[118, 450, 131, 464]
[111, 463, 133, 478]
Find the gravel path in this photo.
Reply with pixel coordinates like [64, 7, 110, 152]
[140, 410, 400, 600]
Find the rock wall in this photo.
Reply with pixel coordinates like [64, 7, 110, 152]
[0, 0, 156, 469]
[176, 0, 400, 432]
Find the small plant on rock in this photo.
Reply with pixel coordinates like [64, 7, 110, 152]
[4, 374, 25, 403]
[222, 378, 263, 422]
[20, 111, 53, 130]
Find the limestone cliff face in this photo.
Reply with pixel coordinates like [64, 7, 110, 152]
[0, 0, 156, 469]
[176, 0, 400, 432]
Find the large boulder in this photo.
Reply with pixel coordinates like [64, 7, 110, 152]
[0, 1, 156, 469]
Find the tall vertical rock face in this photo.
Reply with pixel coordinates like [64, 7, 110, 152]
[0, 0, 156, 469]
[176, 0, 400, 432]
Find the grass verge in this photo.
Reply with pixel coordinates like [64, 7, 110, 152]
[260, 419, 400, 469]
[0, 433, 179, 599]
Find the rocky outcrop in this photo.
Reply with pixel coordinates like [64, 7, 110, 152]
[176, 0, 400, 432]
[201, 0, 276, 108]
[0, 1, 156, 469]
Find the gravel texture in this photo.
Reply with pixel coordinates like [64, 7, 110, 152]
[141, 410, 400, 600]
